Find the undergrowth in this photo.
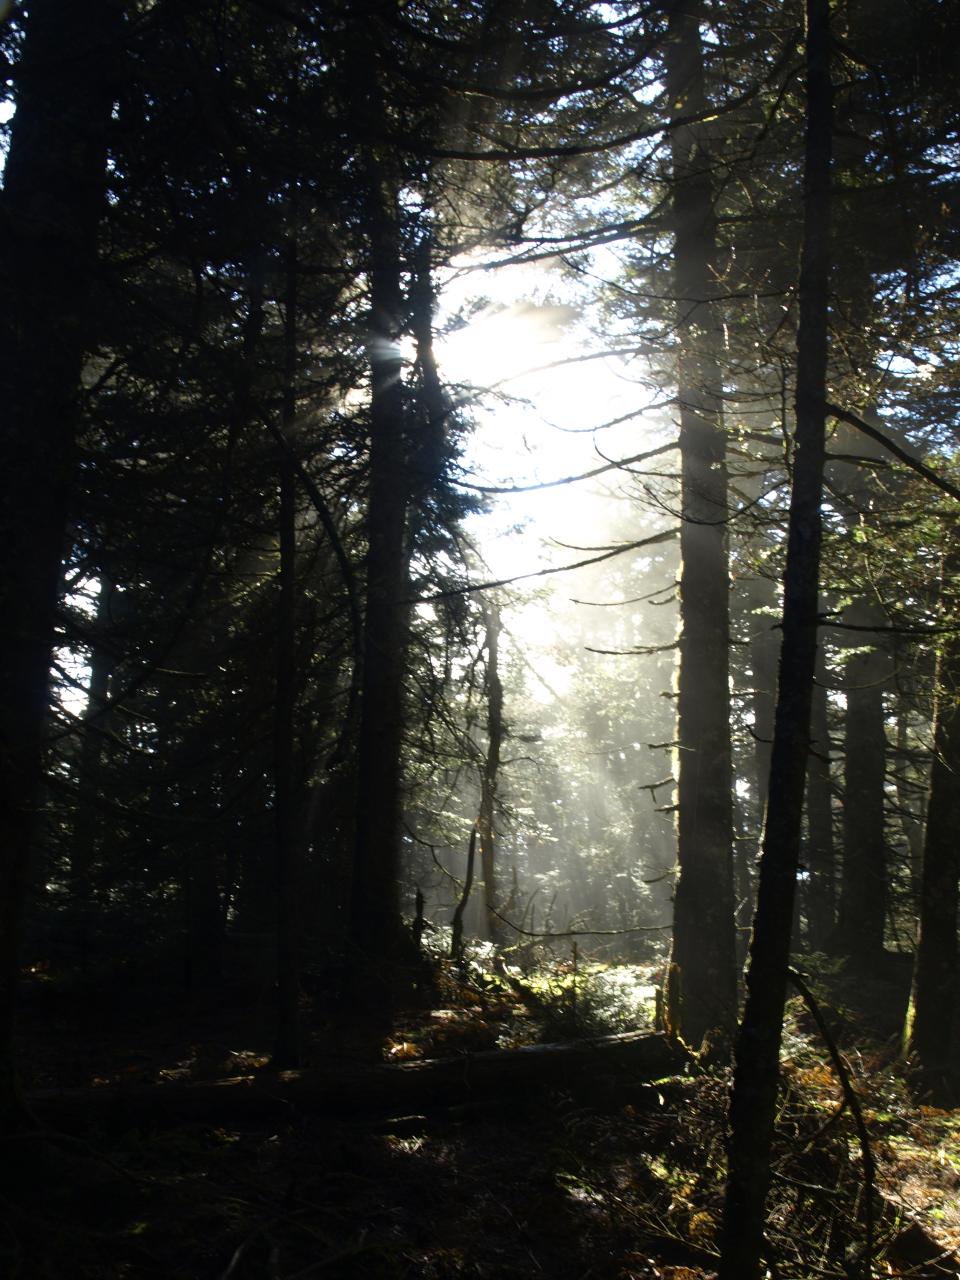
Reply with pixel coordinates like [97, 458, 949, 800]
[9, 951, 959, 1278]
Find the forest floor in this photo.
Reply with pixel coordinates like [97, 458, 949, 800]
[8, 954, 960, 1279]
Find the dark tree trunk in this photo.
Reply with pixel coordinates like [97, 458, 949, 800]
[904, 568, 960, 1100]
[450, 826, 478, 964]
[747, 573, 778, 821]
[836, 600, 890, 969]
[738, 569, 780, 963]
[227, 253, 275, 944]
[479, 603, 505, 942]
[273, 239, 302, 1067]
[31, 1031, 685, 1127]
[804, 645, 836, 949]
[70, 574, 118, 968]
[0, 0, 120, 1134]
[184, 839, 225, 992]
[349, 168, 411, 980]
[719, 0, 832, 1273]
[895, 707, 927, 911]
[663, 0, 737, 1049]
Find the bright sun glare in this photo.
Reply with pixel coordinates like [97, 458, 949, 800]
[432, 256, 672, 695]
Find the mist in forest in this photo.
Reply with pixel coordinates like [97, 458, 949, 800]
[406, 273, 683, 957]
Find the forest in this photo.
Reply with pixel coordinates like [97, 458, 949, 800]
[1, 0, 958, 1276]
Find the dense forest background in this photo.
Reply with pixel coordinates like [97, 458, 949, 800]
[1, 0, 959, 1276]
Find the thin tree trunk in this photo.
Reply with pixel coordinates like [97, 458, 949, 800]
[349, 164, 411, 981]
[747, 573, 778, 821]
[719, 0, 832, 1272]
[274, 236, 302, 1067]
[479, 603, 505, 941]
[0, 0, 120, 1135]
[450, 826, 478, 964]
[70, 574, 118, 969]
[663, 0, 737, 1049]
[894, 707, 926, 910]
[229, 252, 274, 943]
[184, 836, 225, 992]
[904, 560, 960, 1101]
[837, 599, 890, 968]
[804, 644, 835, 949]
[739, 570, 779, 963]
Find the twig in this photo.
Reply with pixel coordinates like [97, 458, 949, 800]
[0, 1126, 159, 1188]
[283, 1230, 373, 1279]
[415, 529, 678, 601]
[788, 967, 876, 1278]
[490, 904, 671, 938]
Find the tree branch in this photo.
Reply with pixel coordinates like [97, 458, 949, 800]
[826, 403, 960, 502]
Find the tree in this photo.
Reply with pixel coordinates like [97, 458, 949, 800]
[273, 236, 302, 1067]
[478, 601, 506, 940]
[662, 0, 737, 1049]
[804, 642, 836, 948]
[836, 597, 893, 967]
[720, 0, 833, 1270]
[0, 0, 121, 1134]
[903, 544, 960, 1101]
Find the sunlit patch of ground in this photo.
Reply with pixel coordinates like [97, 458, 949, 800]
[784, 1035, 960, 1269]
[876, 1105, 960, 1255]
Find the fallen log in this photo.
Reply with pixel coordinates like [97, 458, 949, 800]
[30, 1030, 686, 1128]
[887, 1220, 960, 1279]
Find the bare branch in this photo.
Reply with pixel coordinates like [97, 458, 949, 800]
[826, 402, 960, 502]
[455, 443, 675, 494]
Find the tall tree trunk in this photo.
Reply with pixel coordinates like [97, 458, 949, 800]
[719, 0, 832, 1272]
[747, 573, 778, 822]
[740, 569, 779, 963]
[663, 1, 737, 1049]
[479, 603, 505, 942]
[804, 646, 836, 949]
[836, 599, 890, 968]
[274, 237, 302, 1066]
[184, 836, 225, 992]
[450, 826, 479, 964]
[903, 560, 960, 1101]
[70, 574, 118, 970]
[894, 705, 927, 911]
[0, 0, 120, 1135]
[348, 166, 410, 983]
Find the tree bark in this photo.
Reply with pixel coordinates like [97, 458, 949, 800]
[0, 0, 120, 1135]
[895, 705, 927, 912]
[804, 644, 836, 949]
[450, 826, 479, 963]
[719, 0, 832, 1272]
[479, 603, 505, 941]
[904, 562, 960, 1100]
[348, 163, 411, 981]
[837, 599, 891, 968]
[69, 574, 118, 970]
[663, 0, 737, 1049]
[30, 1031, 686, 1127]
[184, 834, 225, 992]
[746, 572, 778, 822]
[273, 237, 302, 1067]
